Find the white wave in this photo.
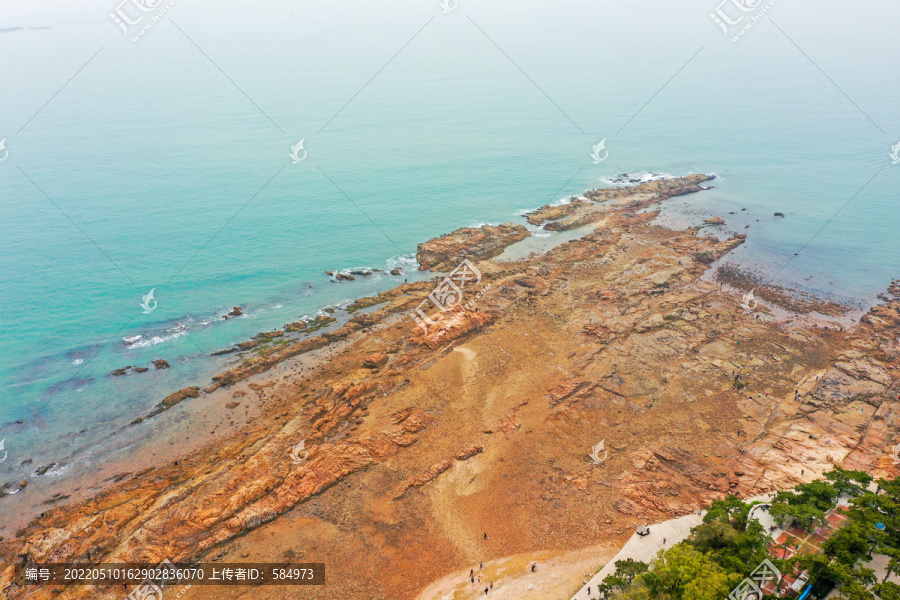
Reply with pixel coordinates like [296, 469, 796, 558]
[523, 223, 553, 238]
[599, 171, 674, 186]
[467, 221, 501, 229]
[516, 195, 584, 218]
[71, 358, 84, 366]
[123, 335, 143, 345]
[385, 254, 417, 274]
[127, 329, 188, 349]
[34, 462, 72, 478]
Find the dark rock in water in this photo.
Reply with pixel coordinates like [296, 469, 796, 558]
[390, 268, 402, 276]
[211, 348, 238, 356]
[253, 330, 284, 340]
[33, 463, 57, 476]
[223, 306, 243, 319]
[284, 321, 308, 332]
[741, 208, 746, 211]
[704, 216, 725, 225]
[324, 271, 334, 276]
[336, 273, 355, 281]
[20, 458, 33, 466]
[774, 212, 785, 217]
[349, 270, 371, 276]
[110, 366, 132, 377]
[151, 359, 170, 369]
[157, 387, 201, 411]
[237, 341, 259, 351]
[134, 367, 149, 373]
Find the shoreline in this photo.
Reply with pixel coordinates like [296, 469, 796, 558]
[3, 174, 899, 600]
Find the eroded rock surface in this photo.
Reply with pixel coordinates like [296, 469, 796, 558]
[415, 223, 530, 271]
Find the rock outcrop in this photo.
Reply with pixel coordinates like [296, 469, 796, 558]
[416, 223, 530, 271]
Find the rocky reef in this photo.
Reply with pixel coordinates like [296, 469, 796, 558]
[2, 176, 898, 600]
[415, 222, 530, 271]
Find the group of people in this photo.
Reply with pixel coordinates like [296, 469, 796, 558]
[468, 559, 496, 595]
[466, 558, 538, 595]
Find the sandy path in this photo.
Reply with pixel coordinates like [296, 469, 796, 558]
[416, 545, 618, 600]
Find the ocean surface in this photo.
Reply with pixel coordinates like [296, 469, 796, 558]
[1, 0, 899, 502]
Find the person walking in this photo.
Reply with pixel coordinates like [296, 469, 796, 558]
[531, 563, 536, 572]
[484, 588, 488, 595]
[484, 532, 488, 540]
[470, 569, 474, 578]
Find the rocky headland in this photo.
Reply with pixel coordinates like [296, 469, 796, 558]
[2, 175, 898, 600]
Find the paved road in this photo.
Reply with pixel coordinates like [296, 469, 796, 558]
[570, 494, 776, 600]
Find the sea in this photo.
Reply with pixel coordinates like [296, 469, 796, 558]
[1, 0, 898, 514]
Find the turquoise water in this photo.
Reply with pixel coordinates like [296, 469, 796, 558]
[1, 0, 899, 490]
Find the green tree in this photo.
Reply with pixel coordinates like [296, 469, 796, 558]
[613, 559, 648, 585]
[770, 479, 839, 529]
[873, 581, 900, 600]
[840, 580, 876, 600]
[640, 544, 736, 600]
[702, 495, 752, 531]
[824, 523, 875, 565]
[825, 466, 873, 497]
